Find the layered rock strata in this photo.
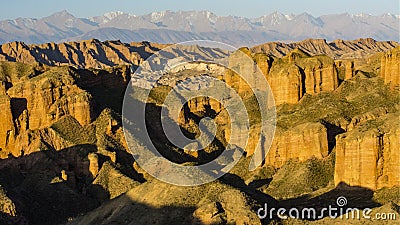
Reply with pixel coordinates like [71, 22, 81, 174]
[334, 113, 400, 190]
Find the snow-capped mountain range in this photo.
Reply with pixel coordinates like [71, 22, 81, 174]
[0, 10, 398, 46]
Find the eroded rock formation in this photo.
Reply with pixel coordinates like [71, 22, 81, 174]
[224, 47, 340, 105]
[335, 113, 400, 190]
[0, 39, 229, 69]
[0, 66, 93, 157]
[0, 62, 131, 158]
[251, 38, 399, 59]
[381, 47, 400, 88]
[265, 122, 329, 168]
[267, 49, 339, 105]
[0, 84, 15, 152]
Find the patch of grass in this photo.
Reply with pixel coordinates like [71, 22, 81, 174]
[92, 162, 140, 199]
[373, 186, 400, 205]
[148, 85, 173, 105]
[50, 115, 96, 145]
[263, 152, 335, 199]
[0, 61, 38, 81]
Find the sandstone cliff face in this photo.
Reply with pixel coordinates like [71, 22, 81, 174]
[223, 47, 258, 97]
[267, 49, 339, 105]
[334, 113, 400, 190]
[335, 60, 355, 80]
[12, 85, 92, 130]
[0, 62, 132, 158]
[221, 47, 340, 106]
[9, 127, 72, 157]
[5, 66, 95, 129]
[268, 63, 304, 105]
[264, 122, 329, 168]
[0, 85, 15, 152]
[380, 47, 400, 88]
[300, 55, 339, 94]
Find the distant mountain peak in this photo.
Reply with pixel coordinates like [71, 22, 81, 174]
[381, 13, 400, 19]
[103, 11, 126, 20]
[284, 14, 295, 21]
[352, 13, 373, 18]
[0, 10, 398, 46]
[48, 10, 74, 18]
[150, 10, 169, 21]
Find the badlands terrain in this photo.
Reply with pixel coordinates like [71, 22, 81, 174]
[0, 38, 399, 225]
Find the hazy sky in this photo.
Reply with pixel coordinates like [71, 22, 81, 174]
[0, 0, 399, 20]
